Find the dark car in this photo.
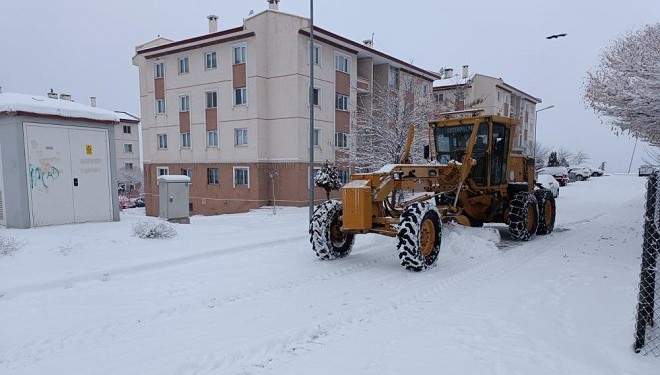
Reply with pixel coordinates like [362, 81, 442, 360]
[133, 197, 145, 207]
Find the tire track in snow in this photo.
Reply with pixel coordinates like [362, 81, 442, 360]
[0, 242, 401, 367]
[0, 234, 311, 300]
[166, 231, 574, 374]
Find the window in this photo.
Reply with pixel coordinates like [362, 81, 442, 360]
[123, 143, 133, 153]
[311, 87, 320, 106]
[207, 130, 218, 147]
[181, 168, 192, 180]
[178, 57, 189, 74]
[235, 128, 248, 146]
[335, 54, 349, 73]
[158, 134, 168, 149]
[157, 167, 169, 176]
[338, 169, 349, 184]
[205, 51, 217, 69]
[123, 125, 132, 134]
[309, 43, 321, 65]
[388, 67, 399, 88]
[234, 87, 247, 106]
[434, 93, 444, 103]
[205, 91, 218, 109]
[335, 93, 348, 111]
[234, 167, 249, 188]
[233, 44, 246, 64]
[181, 132, 191, 148]
[423, 83, 429, 96]
[154, 61, 164, 78]
[335, 132, 348, 148]
[179, 95, 190, 112]
[207, 168, 219, 184]
[312, 128, 321, 147]
[403, 75, 413, 92]
[125, 162, 133, 170]
[156, 98, 166, 114]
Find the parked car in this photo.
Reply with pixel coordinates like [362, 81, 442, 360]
[536, 174, 560, 198]
[119, 197, 135, 209]
[568, 166, 591, 181]
[590, 166, 604, 177]
[536, 166, 569, 186]
[134, 197, 145, 208]
[639, 165, 655, 177]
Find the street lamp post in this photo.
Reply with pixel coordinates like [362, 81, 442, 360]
[308, 0, 315, 221]
[534, 105, 555, 164]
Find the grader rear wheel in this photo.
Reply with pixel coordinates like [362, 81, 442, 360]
[396, 202, 442, 272]
[508, 192, 539, 241]
[534, 189, 556, 235]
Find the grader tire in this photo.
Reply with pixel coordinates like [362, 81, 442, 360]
[534, 189, 556, 235]
[396, 202, 442, 272]
[309, 200, 355, 260]
[508, 192, 539, 241]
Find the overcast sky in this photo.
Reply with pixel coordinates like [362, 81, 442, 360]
[2, 0, 659, 172]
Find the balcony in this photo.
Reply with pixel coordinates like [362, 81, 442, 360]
[356, 76, 370, 95]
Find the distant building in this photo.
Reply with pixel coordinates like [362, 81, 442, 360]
[433, 68, 542, 156]
[0, 92, 120, 228]
[132, 2, 440, 216]
[113, 110, 142, 196]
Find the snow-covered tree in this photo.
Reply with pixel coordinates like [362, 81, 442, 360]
[559, 157, 569, 167]
[117, 167, 144, 196]
[584, 23, 660, 144]
[599, 161, 606, 171]
[556, 148, 573, 165]
[547, 152, 559, 167]
[264, 168, 279, 215]
[339, 76, 434, 172]
[571, 150, 590, 165]
[314, 160, 342, 200]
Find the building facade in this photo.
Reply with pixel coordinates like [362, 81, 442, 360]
[133, 4, 439, 216]
[113, 111, 142, 196]
[433, 69, 542, 156]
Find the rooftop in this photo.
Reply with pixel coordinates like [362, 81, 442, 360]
[0, 92, 120, 123]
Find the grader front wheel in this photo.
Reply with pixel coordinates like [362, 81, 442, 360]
[309, 200, 355, 260]
[396, 202, 442, 272]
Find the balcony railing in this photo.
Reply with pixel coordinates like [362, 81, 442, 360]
[356, 77, 370, 94]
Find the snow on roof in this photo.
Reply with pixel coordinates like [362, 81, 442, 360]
[0, 92, 120, 123]
[433, 76, 470, 88]
[115, 111, 140, 123]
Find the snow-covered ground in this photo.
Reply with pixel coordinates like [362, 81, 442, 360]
[0, 174, 657, 374]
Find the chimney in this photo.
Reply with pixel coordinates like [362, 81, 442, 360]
[207, 15, 218, 33]
[47, 89, 58, 99]
[462, 65, 469, 79]
[444, 68, 454, 79]
[90, 96, 97, 107]
[60, 93, 72, 101]
[267, 0, 280, 11]
[363, 39, 373, 48]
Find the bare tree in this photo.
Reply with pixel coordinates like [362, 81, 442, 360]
[117, 167, 144, 196]
[534, 142, 551, 168]
[339, 76, 435, 172]
[571, 150, 591, 165]
[556, 148, 574, 166]
[264, 168, 279, 215]
[584, 23, 660, 144]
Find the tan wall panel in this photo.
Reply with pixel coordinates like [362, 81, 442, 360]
[232, 63, 246, 88]
[179, 111, 190, 133]
[335, 71, 350, 95]
[335, 110, 350, 133]
[205, 108, 217, 131]
[155, 78, 165, 99]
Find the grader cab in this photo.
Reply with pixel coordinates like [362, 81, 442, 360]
[309, 114, 556, 271]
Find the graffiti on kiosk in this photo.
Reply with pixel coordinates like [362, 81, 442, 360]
[29, 163, 61, 189]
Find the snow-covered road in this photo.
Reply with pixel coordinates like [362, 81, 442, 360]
[0, 174, 656, 374]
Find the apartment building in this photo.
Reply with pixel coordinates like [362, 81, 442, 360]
[114, 111, 141, 195]
[132, 1, 440, 216]
[433, 67, 542, 155]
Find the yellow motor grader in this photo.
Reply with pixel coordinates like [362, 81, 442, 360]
[309, 114, 556, 271]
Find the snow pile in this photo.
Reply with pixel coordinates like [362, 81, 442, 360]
[442, 223, 500, 258]
[0, 236, 26, 257]
[0, 92, 120, 122]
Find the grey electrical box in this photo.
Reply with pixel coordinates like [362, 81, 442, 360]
[157, 175, 191, 224]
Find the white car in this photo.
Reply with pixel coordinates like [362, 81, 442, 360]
[568, 166, 591, 181]
[536, 174, 560, 198]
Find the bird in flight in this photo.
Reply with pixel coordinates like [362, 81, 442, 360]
[546, 33, 567, 39]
